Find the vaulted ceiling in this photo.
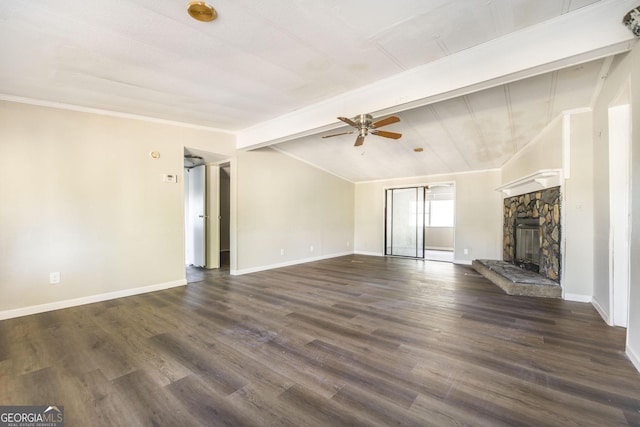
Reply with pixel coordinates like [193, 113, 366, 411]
[0, 0, 636, 182]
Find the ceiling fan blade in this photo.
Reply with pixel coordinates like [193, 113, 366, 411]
[354, 135, 365, 147]
[372, 130, 402, 139]
[322, 131, 354, 139]
[338, 116, 359, 128]
[372, 116, 400, 128]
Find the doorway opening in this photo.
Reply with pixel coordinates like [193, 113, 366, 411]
[384, 183, 455, 262]
[183, 148, 231, 283]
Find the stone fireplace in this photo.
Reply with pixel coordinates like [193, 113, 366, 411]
[503, 187, 561, 282]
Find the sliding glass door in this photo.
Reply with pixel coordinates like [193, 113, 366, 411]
[385, 187, 425, 258]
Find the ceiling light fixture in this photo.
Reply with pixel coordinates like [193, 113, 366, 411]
[187, 1, 217, 22]
[184, 154, 205, 168]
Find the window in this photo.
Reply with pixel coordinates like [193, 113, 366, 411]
[425, 185, 454, 227]
[426, 199, 454, 227]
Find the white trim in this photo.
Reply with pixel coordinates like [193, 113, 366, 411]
[591, 296, 611, 325]
[354, 251, 384, 257]
[357, 168, 500, 185]
[453, 259, 473, 265]
[0, 94, 235, 134]
[0, 279, 187, 321]
[608, 103, 632, 327]
[425, 246, 454, 251]
[230, 252, 353, 276]
[627, 344, 640, 373]
[495, 169, 563, 197]
[563, 293, 592, 303]
[562, 114, 572, 179]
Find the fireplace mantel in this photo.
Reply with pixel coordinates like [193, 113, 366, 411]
[496, 169, 562, 197]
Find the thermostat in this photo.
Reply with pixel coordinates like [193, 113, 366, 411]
[163, 174, 178, 183]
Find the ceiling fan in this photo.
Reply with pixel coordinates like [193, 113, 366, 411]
[322, 114, 402, 146]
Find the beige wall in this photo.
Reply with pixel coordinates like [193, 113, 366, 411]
[354, 171, 502, 263]
[234, 147, 354, 273]
[501, 118, 563, 184]
[592, 53, 631, 319]
[0, 101, 235, 315]
[588, 44, 640, 370]
[425, 227, 454, 250]
[629, 43, 640, 371]
[562, 112, 595, 300]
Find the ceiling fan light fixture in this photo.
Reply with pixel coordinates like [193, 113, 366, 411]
[324, 113, 402, 146]
[187, 1, 217, 22]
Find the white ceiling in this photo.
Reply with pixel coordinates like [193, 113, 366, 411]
[275, 58, 608, 181]
[0, 0, 636, 182]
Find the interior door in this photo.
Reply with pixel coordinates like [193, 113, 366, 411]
[385, 187, 425, 258]
[206, 164, 220, 269]
[189, 165, 206, 267]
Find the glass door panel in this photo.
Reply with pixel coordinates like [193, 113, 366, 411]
[385, 187, 424, 258]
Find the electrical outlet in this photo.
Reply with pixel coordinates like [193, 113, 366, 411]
[280, 248, 285, 256]
[50, 272, 60, 284]
[310, 245, 314, 252]
[464, 248, 469, 255]
[346, 241, 350, 247]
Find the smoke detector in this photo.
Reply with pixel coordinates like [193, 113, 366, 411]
[623, 7, 640, 37]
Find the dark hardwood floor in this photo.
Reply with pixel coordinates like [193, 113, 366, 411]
[1, 255, 639, 426]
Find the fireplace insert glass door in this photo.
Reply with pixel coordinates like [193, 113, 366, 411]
[385, 187, 425, 258]
[515, 218, 540, 272]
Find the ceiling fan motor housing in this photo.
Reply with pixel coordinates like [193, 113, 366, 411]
[357, 114, 372, 136]
[358, 114, 373, 127]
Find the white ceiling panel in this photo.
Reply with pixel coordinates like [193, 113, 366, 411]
[464, 88, 514, 165]
[273, 55, 608, 181]
[429, 97, 487, 169]
[0, 0, 634, 181]
[433, 1, 503, 55]
[327, 0, 452, 39]
[504, 73, 556, 152]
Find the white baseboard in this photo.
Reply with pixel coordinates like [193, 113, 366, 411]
[231, 251, 353, 276]
[627, 344, 640, 373]
[453, 259, 473, 265]
[0, 279, 187, 320]
[591, 296, 611, 325]
[563, 293, 592, 303]
[353, 251, 384, 257]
